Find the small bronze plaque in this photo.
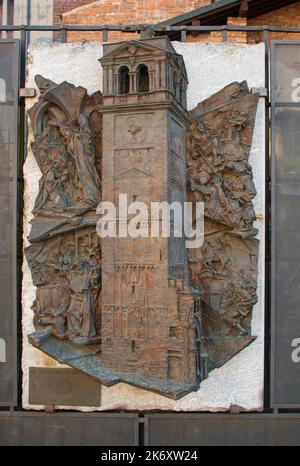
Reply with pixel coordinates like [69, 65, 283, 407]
[29, 367, 101, 407]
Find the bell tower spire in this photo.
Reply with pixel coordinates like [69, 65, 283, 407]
[100, 36, 200, 399]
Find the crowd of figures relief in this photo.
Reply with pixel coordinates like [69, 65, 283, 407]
[187, 81, 259, 373]
[26, 76, 103, 346]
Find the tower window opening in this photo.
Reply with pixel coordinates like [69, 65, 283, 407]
[137, 64, 149, 93]
[180, 80, 185, 105]
[119, 66, 130, 95]
[173, 71, 179, 99]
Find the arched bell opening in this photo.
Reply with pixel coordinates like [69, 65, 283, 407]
[137, 64, 150, 93]
[119, 66, 130, 95]
[173, 71, 180, 100]
[180, 79, 186, 107]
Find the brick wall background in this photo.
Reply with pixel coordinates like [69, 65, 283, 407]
[2, 0, 300, 44]
[186, 17, 248, 44]
[59, 0, 300, 44]
[248, 2, 300, 43]
[183, 3, 300, 45]
[54, 0, 93, 24]
[61, 0, 211, 42]
[53, 0, 95, 40]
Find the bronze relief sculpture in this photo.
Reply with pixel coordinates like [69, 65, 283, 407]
[26, 76, 103, 348]
[26, 37, 259, 400]
[187, 82, 259, 374]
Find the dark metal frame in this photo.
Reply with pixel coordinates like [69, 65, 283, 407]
[0, 23, 299, 417]
[144, 413, 300, 446]
[3, 24, 300, 40]
[270, 40, 300, 410]
[0, 38, 20, 408]
[264, 30, 271, 410]
[0, 412, 139, 446]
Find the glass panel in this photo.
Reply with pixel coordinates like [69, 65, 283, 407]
[0, 40, 18, 405]
[12, 0, 54, 43]
[272, 43, 300, 407]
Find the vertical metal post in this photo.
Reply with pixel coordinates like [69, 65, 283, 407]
[264, 27, 271, 410]
[223, 30, 228, 42]
[180, 27, 187, 43]
[26, 0, 31, 44]
[2, 0, 8, 39]
[17, 27, 28, 408]
[138, 416, 145, 446]
[62, 28, 67, 43]
[102, 28, 108, 42]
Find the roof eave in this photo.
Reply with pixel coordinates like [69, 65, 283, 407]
[158, 0, 240, 27]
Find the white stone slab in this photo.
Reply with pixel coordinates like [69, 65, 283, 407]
[23, 40, 265, 412]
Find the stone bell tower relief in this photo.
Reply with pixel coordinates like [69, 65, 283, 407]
[100, 37, 200, 398]
[26, 37, 259, 401]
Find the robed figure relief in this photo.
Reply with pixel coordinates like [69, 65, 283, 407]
[26, 76, 102, 351]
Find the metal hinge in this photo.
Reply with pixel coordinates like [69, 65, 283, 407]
[252, 87, 268, 98]
[19, 88, 36, 98]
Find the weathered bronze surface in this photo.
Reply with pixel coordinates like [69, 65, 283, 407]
[187, 82, 259, 374]
[26, 76, 102, 350]
[26, 38, 259, 400]
[100, 37, 199, 399]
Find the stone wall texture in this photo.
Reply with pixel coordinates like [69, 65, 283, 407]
[23, 40, 265, 412]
